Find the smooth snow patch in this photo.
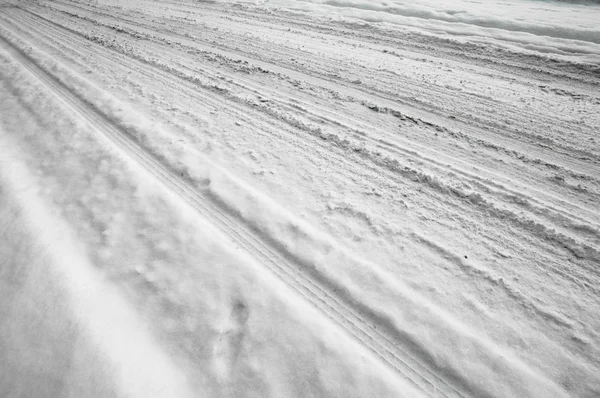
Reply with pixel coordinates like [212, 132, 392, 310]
[0, 134, 195, 398]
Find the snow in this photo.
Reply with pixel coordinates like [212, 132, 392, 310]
[0, 134, 196, 398]
[262, 0, 600, 61]
[1, 0, 599, 396]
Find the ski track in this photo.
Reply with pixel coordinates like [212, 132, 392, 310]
[2, 0, 600, 396]
[0, 29, 466, 398]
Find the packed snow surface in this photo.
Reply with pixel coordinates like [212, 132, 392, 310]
[1, 0, 599, 397]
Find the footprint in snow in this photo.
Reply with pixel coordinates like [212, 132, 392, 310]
[214, 300, 250, 381]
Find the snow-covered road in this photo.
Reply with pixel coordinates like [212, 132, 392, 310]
[1, 0, 599, 396]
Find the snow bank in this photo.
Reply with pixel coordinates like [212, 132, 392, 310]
[303, 0, 600, 42]
[259, 0, 600, 59]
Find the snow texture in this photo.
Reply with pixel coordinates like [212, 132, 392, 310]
[1, 0, 599, 396]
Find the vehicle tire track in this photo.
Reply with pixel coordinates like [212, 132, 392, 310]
[11, 6, 600, 252]
[48, 0, 600, 178]
[33, 3, 600, 212]
[5, 7, 600, 291]
[0, 30, 468, 398]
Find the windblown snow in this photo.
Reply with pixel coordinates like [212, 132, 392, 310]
[1, 0, 599, 397]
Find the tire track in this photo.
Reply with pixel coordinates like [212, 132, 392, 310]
[38, 2, 600, 204]
[6, 6, 600, 295]
[0, 29, 467, 398]
[5, 10, 600, 327]
[50, 0, 600, 177]
[11, 6, 600, 265]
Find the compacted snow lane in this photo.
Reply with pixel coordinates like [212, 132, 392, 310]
[0, 32, 458, 396]
[1, 0, 599, 397]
